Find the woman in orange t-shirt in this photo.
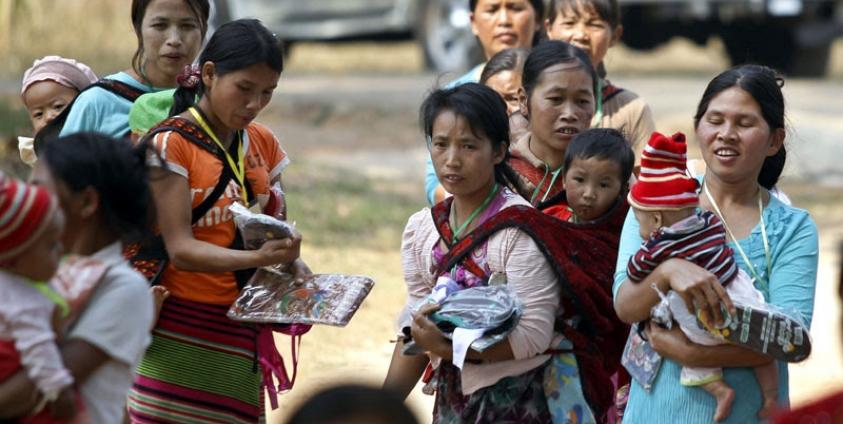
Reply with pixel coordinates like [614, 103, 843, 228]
[127, 19, 305, 423]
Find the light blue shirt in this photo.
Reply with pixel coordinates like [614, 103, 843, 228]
[613, 191, 818, 423]
[60, 72, 161, 138]
[424, 64, 484, 205]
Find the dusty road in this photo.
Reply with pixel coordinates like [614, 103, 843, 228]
[263, 71, 843, 422]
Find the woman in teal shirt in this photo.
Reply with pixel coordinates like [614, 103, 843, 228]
[60, 0, 208, 138]
[613, 65, 818, 423]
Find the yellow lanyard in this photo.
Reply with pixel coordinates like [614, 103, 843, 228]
[189, 107, 248, 203]
[703, 182, 772, 294]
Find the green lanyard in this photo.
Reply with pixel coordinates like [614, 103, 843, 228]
[703, 182, 772, 294]
[189, 107, 248, 203]
[30, 281, 70, 318]
[591, 78, 604, 129]
[529, 165, 563, 205]
[451, 183, 499, 244]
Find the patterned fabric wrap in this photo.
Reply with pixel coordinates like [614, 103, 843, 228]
[627, 211, 738, 286]
[431, 197, 630, 422]
[127, 296, 263, 423]
[433, 362, 551, 424]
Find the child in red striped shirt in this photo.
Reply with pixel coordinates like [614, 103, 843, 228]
[627, 131, 777, 422]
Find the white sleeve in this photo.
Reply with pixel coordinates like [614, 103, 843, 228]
[68, 269, 154, 366]
[497, 229, 561, 360]
[397, 210, 435, 332]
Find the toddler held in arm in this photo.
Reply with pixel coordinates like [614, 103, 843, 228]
[626, 132, 777, 422]
[0, 174, 82, 422]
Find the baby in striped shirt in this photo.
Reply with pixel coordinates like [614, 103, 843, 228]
[627, 132, 777, 422]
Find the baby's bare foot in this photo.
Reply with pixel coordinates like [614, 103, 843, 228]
[703, 380, 736, 422]
[710, 384, 735, 422]
[757, 395, 778, 419]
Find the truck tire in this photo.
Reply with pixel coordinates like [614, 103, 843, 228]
[722, 22, 831, 77]
[417, 0, 483, 72]
[209, 0, 230, 35]
[210, 0, 292, 58]
[620, 5, 673, 51]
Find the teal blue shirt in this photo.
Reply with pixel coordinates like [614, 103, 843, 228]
[613, 191, 819, 423]
[60, 72, 162, 138]
[425, 64, 484, 205]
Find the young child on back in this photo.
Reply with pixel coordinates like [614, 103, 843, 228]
[19, 56, 98, 165]
[545, 0, 655, 160]
[543, 127, 633, 223]
[0, 173, 81, 422]
[626, 131, 778, 421]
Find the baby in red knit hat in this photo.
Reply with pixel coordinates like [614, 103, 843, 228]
[626, 131, 781, 421]
[0, 173, 83, 422]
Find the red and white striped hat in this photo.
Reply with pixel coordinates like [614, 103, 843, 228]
[0, 173, 57, 263]
[628, 131, 699, 211]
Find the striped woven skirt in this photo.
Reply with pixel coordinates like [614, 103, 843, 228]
[127, 296, 263, 423]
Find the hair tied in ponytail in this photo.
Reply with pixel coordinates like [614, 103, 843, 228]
[176, 64, 201, 89]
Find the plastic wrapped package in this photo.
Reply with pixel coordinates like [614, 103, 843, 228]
[667, 289, 812, 363]
[227, 267, 375, 327]
[431, 284, 522, 351]
[402, 284, 522, 368]
[230, 202, 295, 250]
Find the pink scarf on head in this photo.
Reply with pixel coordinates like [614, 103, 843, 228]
[21, 56, 98, 96]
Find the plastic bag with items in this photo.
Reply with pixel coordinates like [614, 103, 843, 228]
[402, 274, 522, 369]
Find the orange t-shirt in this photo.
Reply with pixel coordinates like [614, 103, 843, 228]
[150, 122, 288, 305]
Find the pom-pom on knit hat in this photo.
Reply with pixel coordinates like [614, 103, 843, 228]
[0, 173, 58, 263]
[21, 55, 98, 97]
[628, 131, 699, 211]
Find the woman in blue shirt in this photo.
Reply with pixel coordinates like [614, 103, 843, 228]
[613, 65, 819, 423]
[60, 0, 209, 138]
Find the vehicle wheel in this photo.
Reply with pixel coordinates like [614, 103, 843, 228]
[722, 22, 830, 77]
[789, 34, 832, 77]
[417, 0, 483, 73]
[208, 0, 292, 59]
[208, 0, 230, 35]
[620, 5, 673, 50]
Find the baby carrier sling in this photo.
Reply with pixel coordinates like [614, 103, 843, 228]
[125, 116, 256, 288]
[430, 197, 630, 422]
